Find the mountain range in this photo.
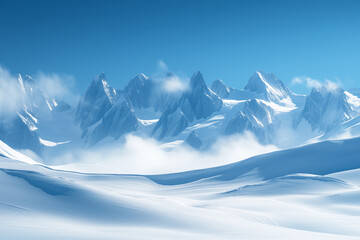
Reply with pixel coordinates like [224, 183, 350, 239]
[2, 70, 360, 161]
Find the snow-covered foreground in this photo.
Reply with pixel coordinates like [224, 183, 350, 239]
[1, 138, 360, 239]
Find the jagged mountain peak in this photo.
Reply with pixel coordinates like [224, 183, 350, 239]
[190, 71, 207, 90]
[126, 73, 150, 86]
[124, 73, 153, 109]
[75, 73, 117, 130]
[88, 73, 116, 104]
[245, 71, 291, 103]
[95, 72, 106, 80]
[297, 84, 357, 132]
[211, 79, 232, 98]
[211, 79, 226, 88]
[17, 73, 61, 113]
[187, 71, 222, 120]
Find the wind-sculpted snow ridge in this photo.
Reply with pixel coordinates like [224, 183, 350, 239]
[1, 136, 360, 239]
[3, 69, 360, 159]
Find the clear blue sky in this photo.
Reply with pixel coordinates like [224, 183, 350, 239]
[1, 0, 360, 94]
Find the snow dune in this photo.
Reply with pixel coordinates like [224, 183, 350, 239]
[1, 137, 360, 239]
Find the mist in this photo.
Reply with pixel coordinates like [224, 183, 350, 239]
[51, 132, 278, 175]
[0, 66, 24, 115]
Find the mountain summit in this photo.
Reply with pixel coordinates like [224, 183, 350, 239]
[75, 73, 116, 130]
[245, 71, 292, 104]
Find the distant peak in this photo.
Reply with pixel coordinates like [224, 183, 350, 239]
[255, 70, 263, 76]
[96, 72, 106, 81]
[190, 71, 206, 89]
[212, 79, 225, 85]
[137, 73, 149, 80]
[194, 70, 201, 76]
[245, 71, 291, 103]
[86, 73, 116, 103]
[91, 73, 109, 88]
[211, 79, 231, 98]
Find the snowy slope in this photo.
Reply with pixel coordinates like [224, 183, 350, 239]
[1, 136, 360, 239]
[0, 140, 38, 164]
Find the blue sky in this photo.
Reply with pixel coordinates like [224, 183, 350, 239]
[1, 0, 360, 94]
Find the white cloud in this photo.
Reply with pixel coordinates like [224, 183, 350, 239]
[157, 60, 168, 72]
[51, 132, 278, 175]
[0, 66, 24, 115]
[152, 60, 189, 93]
[162, 75, 188, 92]
[323, 79, 339, 92]
[291, 76, 340, 91]
[35, 72, 78, 103]
[291, 77, 303, 85]
[291, 76, 322, 88]
[0, 65, 79, 116]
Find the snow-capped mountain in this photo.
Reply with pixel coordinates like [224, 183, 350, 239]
[0, 74, 73, 155]
[75, 73, 116, 130]
[152, 71, 222, 140]
[295, 85, 359, 132]
[226, 99, 278, 144]
[244, 71, 292, 104]
[211, 79, 233, 98]
[87, 97, 139, 145]
[2, 69, 360, 159]
[123, 73, 153, 109]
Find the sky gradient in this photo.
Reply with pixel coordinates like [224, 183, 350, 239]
[1, 0, 360, 94]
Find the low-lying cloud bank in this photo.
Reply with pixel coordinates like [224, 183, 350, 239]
[51, 132, 278, 175]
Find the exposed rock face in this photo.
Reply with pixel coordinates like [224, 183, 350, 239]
[152, 71, 222, 139]
[296, 86, 356, 131]
[75, 73, 116, 130]
[211, 79, 232, 98]
[186, 131, 203, 149]
[89, 98, 139, 145]
[226, 99, 278, 144]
